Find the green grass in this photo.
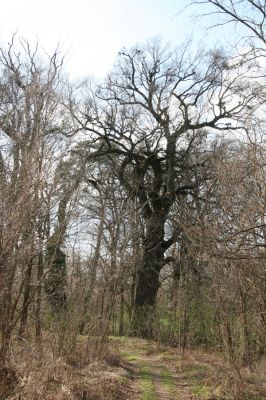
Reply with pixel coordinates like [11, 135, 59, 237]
[180, 363, 212, 399]
[139, 364, 158, 400]
[192, 384, 211, 399]
[182, 363, 209, 381]
[161, 352, 179, 361]
[161, 365, 174, 390]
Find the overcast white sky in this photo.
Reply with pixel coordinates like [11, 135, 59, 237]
[0, 0, 237, 79]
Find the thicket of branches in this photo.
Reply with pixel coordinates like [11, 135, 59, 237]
[1, 2, 266, 395]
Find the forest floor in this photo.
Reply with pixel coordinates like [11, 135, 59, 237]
[1, 335, 265, 399]
[110, 336, 266, 400]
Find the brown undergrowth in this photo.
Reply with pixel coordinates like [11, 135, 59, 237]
[161, 347, 266, 400]
[0, 336, 132, 400]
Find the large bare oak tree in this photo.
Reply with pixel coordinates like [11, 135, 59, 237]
[73, 40, 256, 334]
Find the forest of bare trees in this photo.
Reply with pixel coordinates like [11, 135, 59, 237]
[0, 1, 266, 399]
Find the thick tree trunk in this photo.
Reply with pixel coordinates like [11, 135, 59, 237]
[135, 258, 161, 308]
[134, 264, 161, 338]
[135, 209, 167, 306]
[133, 211, 167, 337]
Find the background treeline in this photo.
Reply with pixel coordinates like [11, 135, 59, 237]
[0, 0, 266, 392]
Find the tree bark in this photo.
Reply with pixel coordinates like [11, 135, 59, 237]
[135, 211, 166, 308]
[133, 210, 169, 337]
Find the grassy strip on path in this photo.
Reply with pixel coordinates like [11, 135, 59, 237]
[139, 364, 158, 400]
[160, 365, 174, 392]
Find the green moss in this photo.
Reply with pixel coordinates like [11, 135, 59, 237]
[125, 354, 139, 361]
[119, 351, 140, 362]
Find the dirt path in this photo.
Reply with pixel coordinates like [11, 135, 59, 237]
[134, 353, 195, 400]
[110, 336, 266, 400]
[113, 337, 195, 400]
[133, 354, 175, 399]
[145, 358, 175, 400]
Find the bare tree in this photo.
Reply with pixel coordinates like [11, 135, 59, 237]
[189, 0, 266, 44]
[0, 37, 71, 364]
[72, 39, 256, 335]
[180, 139, 266, 364]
